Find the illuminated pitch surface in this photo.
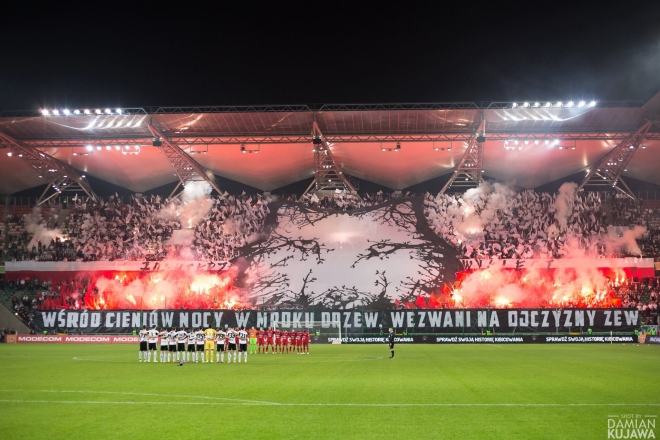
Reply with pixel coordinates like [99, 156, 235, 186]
[0, 344, 658, 439]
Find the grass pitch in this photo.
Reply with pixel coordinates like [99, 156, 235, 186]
[0, 343, 658, 439]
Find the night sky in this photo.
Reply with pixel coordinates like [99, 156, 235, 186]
[1, 1, 659, 110]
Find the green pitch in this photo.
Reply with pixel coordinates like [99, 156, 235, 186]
[0, 343, 658, 439]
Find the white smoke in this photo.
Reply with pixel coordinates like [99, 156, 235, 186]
[158, 182, 214, 229]
[554, 182, 577, 230]
[604, 225, 647, 256]
[25, 207, 63, 247]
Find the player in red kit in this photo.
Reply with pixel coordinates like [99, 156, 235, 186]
[279, 330, 288, 353]
[294, 330, 302, 353]
[302, 329, 310, 354]
[300, 330, 309, 354]
[274, 328, 281, 354]
[265, 326, 275, 354]
[257, 327, 265, 354]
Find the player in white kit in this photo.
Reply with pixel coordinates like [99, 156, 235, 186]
[147, 325, 159, 362]
[238, 327, 249, 363]
[195, 327, 205, 363]
[138, 325, 148, 362]
[215, 327, 226, 363]
[187, 328, 197, 363]
[226, 327, 236, 363]
[158, 328, 169, 362]
[168, 328, 177, 362]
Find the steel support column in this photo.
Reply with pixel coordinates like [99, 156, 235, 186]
[0, 131, 99, 205]
[300, 122, 360, 200]
[577, 121, 652, 200]
[148, 125, 223, 198]
[439, 120, 486, 194]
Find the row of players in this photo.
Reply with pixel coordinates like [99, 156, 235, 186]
[138, 325, 311, 364]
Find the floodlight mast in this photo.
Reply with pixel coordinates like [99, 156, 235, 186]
[148, 124, 223, 198]
[577, 121, 652, 200]
[299, 121, 360, 201]
[0, 130, 100, 205]
[438, 119, 486, 195]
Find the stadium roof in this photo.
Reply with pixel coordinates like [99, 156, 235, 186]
[0, 96, 659, 194]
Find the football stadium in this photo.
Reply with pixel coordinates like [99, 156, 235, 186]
[2, 3, 660, 439]
[1, 97, 659, 439]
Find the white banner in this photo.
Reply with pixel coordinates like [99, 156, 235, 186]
[5, 260, 231, 272]
[459, 257, 655, 271]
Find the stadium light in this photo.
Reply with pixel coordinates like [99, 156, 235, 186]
[96, 146, 102, 151]
[105, 146, 111, 150]
[578, 101, 586, 108]
[116, 109, 122, 114]
[7, 152, 12, 157]
[555, 101, 563, 107]
[567, 101, 574, 107]
[84, 109, 91, 114]
[86, 145, 93, 151]
[545, 102, 552, 107]
[63, 109, 70, 115]
[512, 103, 518, 108]
[533, 102, 540, 107]
[74, 109, 81, 115]
[544, 140, 550, 145]
[104, 109, 112, 114]
[95, 109, 101, 114]
[534, 140, 539, 145]
[589, 101, 597, 107]
[52, 109, 60, 115]
[115, 146, 121, 150]
[523, 102, 530, 107]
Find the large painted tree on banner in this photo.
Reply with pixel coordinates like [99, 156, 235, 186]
[236, 198, 462, 309]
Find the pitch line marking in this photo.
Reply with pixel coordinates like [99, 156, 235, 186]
[0, 390, 277, 405]
[0, 399, 659, 407]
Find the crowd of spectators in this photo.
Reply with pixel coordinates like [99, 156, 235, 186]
[610, 198, 660, 261]
[616, 278, 659, 324]
[3, 192, 270, 263]
[299, 190, 408, 210]
[423, 187, 607, 259]
[0, 328, 17, 343]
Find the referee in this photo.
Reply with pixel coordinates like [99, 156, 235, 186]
[388, 328, 395, 359]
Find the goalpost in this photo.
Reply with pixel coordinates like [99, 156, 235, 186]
[270, 322, 343, 344]
[308, 321, 343, 344]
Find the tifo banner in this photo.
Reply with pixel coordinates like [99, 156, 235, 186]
[31, 308, 640, 334]
[16, 335, 138, 344]
[459, 258, 655, 278]
[5, 199, 657, 310]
